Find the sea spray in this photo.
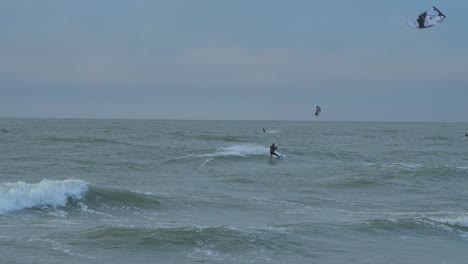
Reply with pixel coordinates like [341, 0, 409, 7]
[213, 145, 268, 157]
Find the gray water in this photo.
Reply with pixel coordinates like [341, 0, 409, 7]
[1, 119, 467, 264]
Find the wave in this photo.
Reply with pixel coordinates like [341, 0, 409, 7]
[418, 216, 468, 240]
[363, 162, 468, 178]
[84, 187, 161, 211]
[77, 226, 249, 248]
[399, 165, 468, 180]
[330, 177, 381, 189]
[0, 179, 88, 214]
[427, 216, 468, 230]
[73, 225, 304, 257]
[423, 136, 449, 141]
[351, 216, 468, 240]
[360, 218, 425, 233]
[192, 134, 246, 143]
[0, 179, 162, 216]
[381, 129, 399, 133]
[171, 130, 246, 143]
[315, 150, 368, 162]
[38, 136, 122, 145]
[364, 162, 423, 170]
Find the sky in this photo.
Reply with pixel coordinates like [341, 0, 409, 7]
[1, 0, 467, 122]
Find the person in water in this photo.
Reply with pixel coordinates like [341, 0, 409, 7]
[270, 143, 281, 158]
[263, 128, 266, 133]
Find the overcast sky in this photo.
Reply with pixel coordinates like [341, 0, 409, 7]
[1, 1, 467, 122]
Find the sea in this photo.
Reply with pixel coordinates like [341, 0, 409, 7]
[1, 118, 467, 264]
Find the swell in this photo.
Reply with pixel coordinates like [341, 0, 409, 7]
[38, 136, 123, 145]
[279, 216, 468, 240]
[84, 187, 161, 211]
[71, 225, 312, 257]
[312, 150, 370, 163]
[423, 136, 449, 141]
[358, 216, 468, 239]
[192, 134, 246, 143]
[361, 162, 468, 180]
[171, 131, 246, 143]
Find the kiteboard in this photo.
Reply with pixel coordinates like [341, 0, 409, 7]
[270, 154, 285, 159]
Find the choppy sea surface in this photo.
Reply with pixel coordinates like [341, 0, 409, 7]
[1, 118, 468, 264]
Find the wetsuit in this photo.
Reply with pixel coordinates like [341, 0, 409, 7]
[270, 145, 281, 158]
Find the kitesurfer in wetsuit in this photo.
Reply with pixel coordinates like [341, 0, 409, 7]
[263, 128, 266, 133]
[270, 143, 281, 158]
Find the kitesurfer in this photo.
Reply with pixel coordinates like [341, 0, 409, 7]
[270, 143, 281, 158]
[263, 128, 266, 133]
[465, 133, 468, 137]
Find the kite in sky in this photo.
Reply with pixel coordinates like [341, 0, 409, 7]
[314, 106, 321, 117]
[407, 6, 446, 29]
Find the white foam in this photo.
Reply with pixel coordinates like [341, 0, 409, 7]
[191, 144, 268, 159]
[202, 158, 213, 167]
[429, 216, 468, 228]
[187, 248, 223, 259]
[0, 179, 88, 214]
[167, 144, 270, 164]
[421, 216, 468, 240]
[213, 144, 268, 157]
[380, 162, 422, 169]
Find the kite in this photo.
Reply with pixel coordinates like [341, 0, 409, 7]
[314, 105, 321, 117]
[407, 6, 446, 29]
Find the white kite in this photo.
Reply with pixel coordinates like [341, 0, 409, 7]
[407, 6, 446, 29]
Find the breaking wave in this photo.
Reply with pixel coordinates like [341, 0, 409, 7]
[0, 179, 162, 216]
[0, 179, 88, 214]
[424, 216, 468, 239]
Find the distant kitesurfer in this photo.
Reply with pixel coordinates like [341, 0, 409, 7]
[465, 133, 468, 137]
[263, 128, 266, 133]
[270, 143, 281, 158]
